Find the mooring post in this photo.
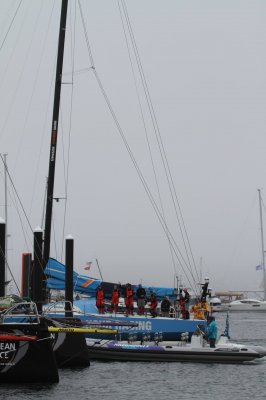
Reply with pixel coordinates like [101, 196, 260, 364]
[65, 234, 74, 317]
[21, 253, 32, 299]
[32, 227, 43, 314]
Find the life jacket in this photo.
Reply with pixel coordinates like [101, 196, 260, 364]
[178, 297, 186, 318]
[191, 303, 200, 319]
[197, 301, 209, 319]
[111, 289, 119, 304]
[125, 287, 133, 306]
[179, 297, 185, 308]
[96, 288, 104, 300]
[150, 294, 158, 310]
[96, 288, 104, 306]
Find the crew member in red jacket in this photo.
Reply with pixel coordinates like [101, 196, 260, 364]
[125, 283, 134, 316]
[96, 285, 105, 314]
[110, 285, 120, 313]
[179, 294, 186, 319]
[149, 291, 158, 317]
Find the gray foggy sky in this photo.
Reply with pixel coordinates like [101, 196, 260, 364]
[0, 0, 266, 294]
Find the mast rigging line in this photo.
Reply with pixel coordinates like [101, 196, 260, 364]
[0, 2, 57, 256]
[261, 195, 266, 216]
[0, 0, 22, 53]
[26, 0, 58, 222]
[119, 0, 200, 287]
[0, 245, 20, 296]
[117, 0, 177, 278]
[77, 2, 198, 293]
[93, 66, 196, 287]
[0, 154, 34, 246]
[0, 154, 47, 295]
[0, 0, 44, 146]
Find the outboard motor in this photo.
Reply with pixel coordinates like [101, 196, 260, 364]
[141, 332, 148, 344]
[181, 332, 189, 342]
[128, 333, 134, 343]
[154, 332, 159, 345]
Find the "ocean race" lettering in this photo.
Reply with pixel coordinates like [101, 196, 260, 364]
[0, 342, 16, 359]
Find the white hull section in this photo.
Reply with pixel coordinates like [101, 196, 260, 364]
[224, 299, 266, 312]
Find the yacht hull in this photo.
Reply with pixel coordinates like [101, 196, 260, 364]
[86, 339, 262, 363]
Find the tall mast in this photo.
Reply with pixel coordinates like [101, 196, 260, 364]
[3, 153, 8, 294]
[258, 188, 266, 301]
[43, 0, 68, 268]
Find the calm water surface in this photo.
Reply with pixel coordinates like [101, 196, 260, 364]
[1, 313, 266, 400]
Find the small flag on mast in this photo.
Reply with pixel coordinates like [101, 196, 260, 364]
[256, 264, 263, 271]
[84, 261, 92, 271]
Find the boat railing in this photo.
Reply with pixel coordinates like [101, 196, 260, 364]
[0, 301, 41, 324]
[43, 300, 76, 314]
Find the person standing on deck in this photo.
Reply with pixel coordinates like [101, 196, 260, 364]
[110, 285, 120, 313]
[149, 291, 158, 317]
[125, 283, 134, 315]
[190, 299, 201, 319]
[199, 299, 210, 320]
[178, 294, 186, 319]
[206, 315, 218, 348]
[183, 288, 190, 319]
[136, 284, 146, 315]
[161, 296, 171, 317]
[96, 285, 105, 314]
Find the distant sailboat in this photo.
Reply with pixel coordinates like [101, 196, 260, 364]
[223, 189, 266, 312]
[258, 188, 266, 301]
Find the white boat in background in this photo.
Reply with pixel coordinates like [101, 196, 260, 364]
[225, 298, 266, 312]
[222, 189, 266, 313]
[208, 297, 223, 312]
